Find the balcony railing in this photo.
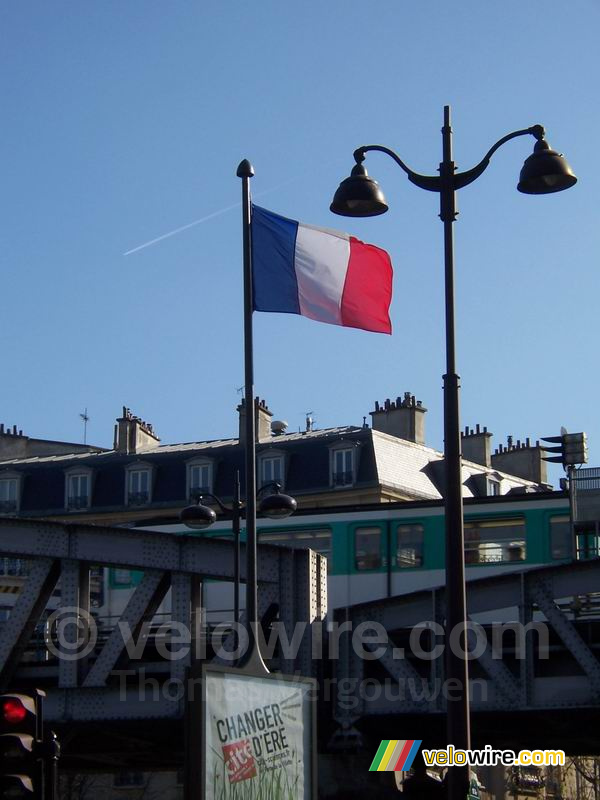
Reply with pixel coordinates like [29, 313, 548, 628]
[128, 491, 150, 506]
[67, 495, 89, 510]
[332, 471, 353, 487]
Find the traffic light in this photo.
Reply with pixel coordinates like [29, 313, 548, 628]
[541, 431, 588, 468]
[0, 690, 45, 798]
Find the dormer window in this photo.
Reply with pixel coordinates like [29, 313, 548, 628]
[487, 478, 501, 496]
[187, 459, 214, 501]
[125, 463, 154, 506]
[65, 468, 93, 510]
[330, 444, 358, 488]
[0, 473, 21, 513]
[259, 452, 284, 488]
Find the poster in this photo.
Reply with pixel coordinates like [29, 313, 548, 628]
[203, 667, 314, 799]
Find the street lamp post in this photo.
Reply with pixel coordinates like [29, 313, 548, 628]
[331, 105, 576, 800]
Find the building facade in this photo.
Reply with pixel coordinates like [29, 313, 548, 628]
[0, 394, 553, 528]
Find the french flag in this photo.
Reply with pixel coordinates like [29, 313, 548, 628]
[251, 205, 393, 334]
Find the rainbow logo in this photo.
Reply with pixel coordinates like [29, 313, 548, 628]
[369, 740, 423, 772]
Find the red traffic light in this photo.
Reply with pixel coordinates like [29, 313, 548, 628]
[2, 699, 27, 724]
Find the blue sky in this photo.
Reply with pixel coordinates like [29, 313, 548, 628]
[1, 2, 597, 485]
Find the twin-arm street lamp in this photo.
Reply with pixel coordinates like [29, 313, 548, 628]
[331, 105, 576, 800]
[180, 473, 296, 654]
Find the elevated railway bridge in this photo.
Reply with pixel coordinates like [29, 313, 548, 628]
[0, 517, 599, 768]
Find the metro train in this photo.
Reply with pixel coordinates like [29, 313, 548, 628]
[2, 491, 591, 659]
[112, 490, 584, 617]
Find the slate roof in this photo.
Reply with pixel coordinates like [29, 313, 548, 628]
[0, 423, 542, 517]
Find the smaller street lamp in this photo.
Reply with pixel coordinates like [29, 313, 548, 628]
[180, 474, 297, 644]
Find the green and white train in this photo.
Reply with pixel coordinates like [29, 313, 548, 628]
[115, 490, 587, 618]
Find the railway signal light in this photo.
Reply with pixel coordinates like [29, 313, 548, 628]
[0, 690, 45, 798]
[541, 431, 588, 468]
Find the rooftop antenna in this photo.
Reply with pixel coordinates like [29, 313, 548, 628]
[80, 408, 89, 444]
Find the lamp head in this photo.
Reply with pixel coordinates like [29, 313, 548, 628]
[258, 487, 297, 520]
[517, 139, 577, 194]
[180, 500, 217, 530]
[330, 162, 388, 217]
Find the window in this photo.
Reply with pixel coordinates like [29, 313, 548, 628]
[66, 473, 90, 509]
[0, 557, 28, 577]
[125, 464, 153, 506]
[355, 526, 382, 570]
[550, 515, 572, 560]
[260, 455, 284, 488]
[259, 529, 331, 558]
[89, 566, 105, 608]
[487, 478, 501, 496]
[188, 461, 213, 499]
[64, 467, 93, 510]
[332, 447, 354, 487]
[464, 517, 526, 564]
[0, 477, 18, 512]
[396, 524, 424, 568]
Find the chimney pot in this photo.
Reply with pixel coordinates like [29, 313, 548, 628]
[370, 392, 427, 444]
[462, 423, 493, 467]
[491, 437, 548, 485]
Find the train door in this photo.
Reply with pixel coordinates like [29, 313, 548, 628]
[389, 521, 427, 596]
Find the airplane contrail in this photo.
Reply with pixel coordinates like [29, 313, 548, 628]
[123, 181, 293, 256]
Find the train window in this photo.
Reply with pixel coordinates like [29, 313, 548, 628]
[396, 524, 424, 568]
[550, 515, 572, 559]
[259, 529, 331, 557]
[355, 527, 382, 570]
[464, 518, 526, 564]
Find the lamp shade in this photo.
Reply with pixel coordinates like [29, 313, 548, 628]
[330, 163, 388, 217]
[517, 139, 577, 194]
[180, 502, 217, 529]
[259, 491, 297, 520]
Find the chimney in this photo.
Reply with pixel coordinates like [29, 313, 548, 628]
[370, 393, 427, 444]
[0, 424, 28, 459]
[113, 407, 160, 454]
[461, 424, 493, 467]
[491, 436, 548, 485]
[237, 397, 273, 445]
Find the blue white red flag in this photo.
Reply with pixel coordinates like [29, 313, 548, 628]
[250, 205, 393, 334]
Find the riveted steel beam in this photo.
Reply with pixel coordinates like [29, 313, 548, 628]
[0, 557, 60, 690]
[83, 571, 169, 687]
[530, 577, 600, 699]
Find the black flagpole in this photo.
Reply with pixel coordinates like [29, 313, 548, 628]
[236, 159, 268, 674]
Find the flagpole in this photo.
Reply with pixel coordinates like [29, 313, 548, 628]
[236, 159, 268, 673]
